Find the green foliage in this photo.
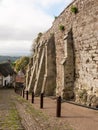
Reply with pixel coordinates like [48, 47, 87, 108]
[36, 32, 43, 43]
[71, 6, 78, 14]
[50, 33, 54, 36]
[15, 56, 29, 73]
[38, 32, 43, 37]
[31, 32, 43, 54]
[59, 25, 65, 31]
[11, 62, 16, 68]
[54, 16, 57, 19]
[78, 89, 87, 98]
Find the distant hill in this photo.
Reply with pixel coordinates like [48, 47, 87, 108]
[0, 56, 20, 63]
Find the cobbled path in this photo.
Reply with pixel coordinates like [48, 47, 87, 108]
[0, 89, 98, 130]
[0, 89, 72, 130]
[0, 89, 24, 130]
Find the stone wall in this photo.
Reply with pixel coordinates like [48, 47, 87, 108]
[26, 0, 98, 107]
[26, 35, 56, 96]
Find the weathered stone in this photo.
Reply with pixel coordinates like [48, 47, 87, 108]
[26, 0, 98, 108]
[91, 97, 98, 108]
[63, 91, 74, 100]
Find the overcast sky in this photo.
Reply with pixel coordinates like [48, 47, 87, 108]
[0, 0, 72, 56]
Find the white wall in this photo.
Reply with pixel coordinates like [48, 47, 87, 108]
[0, 75, 3, 87]
[3, 75, 12, 86]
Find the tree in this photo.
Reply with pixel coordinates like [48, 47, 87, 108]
[15, 56, 29, 74]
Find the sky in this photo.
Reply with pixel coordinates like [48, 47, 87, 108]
[0, 0, 73, 56]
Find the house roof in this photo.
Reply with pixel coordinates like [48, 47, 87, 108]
[0, 62, 15, 77]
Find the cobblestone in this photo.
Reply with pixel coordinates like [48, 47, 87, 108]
[0, 89, 98, 130]
[0, 89, 24, 130]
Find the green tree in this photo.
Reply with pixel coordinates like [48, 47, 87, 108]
[11, 62, 16, 68]
[15, 56, 29, 74]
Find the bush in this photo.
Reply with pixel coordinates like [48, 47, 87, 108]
[71, 6, 78, 14]
[59, 25, 65, 31]
[54, 16, 57, 19]
[78, 89, 87, 98]
[36, 32, 43, 43]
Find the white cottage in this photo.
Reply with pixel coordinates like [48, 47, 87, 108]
[0, 62, 16, 88]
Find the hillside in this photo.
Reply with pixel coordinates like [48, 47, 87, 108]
[0, 56, 20, 63]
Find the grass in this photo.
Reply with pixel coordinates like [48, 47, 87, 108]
[0, 102, 24, 130]
[4, 109, 21, 129]
[17, 96, 49, 121]
[16, 95, 73, 130]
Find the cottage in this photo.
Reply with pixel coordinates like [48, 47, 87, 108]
[26, 0, 98, 107]
[0, 62, 16, 88]
[15, 70, 25, 87]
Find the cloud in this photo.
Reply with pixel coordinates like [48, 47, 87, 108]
[0, 41, 32, 56]
[33, 0, 73, 14]
[0, 0, 73, 56]
[0, 0, 2, 3]
[34, 0, 65, 7]
[0, 0, 53, 41]
[0, 0, 73, 41]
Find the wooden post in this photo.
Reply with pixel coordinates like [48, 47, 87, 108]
[26, 91, 28, 100]
[40, 93, 44, 109]
[14, 87, 16, 93]
[20, 89, 22, 96]
[23, 89, 25, 98]
[56, 96, 61, 117]
[32, 91, 34, 103]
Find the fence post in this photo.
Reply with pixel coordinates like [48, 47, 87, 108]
[23, 89, 25, 98]
[40, 93, 44, 108]
[26, 90, 28, 100]
[32, 91, 34, 103]
[56, 96, 61, 117]
[20, 88, 22, 96]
